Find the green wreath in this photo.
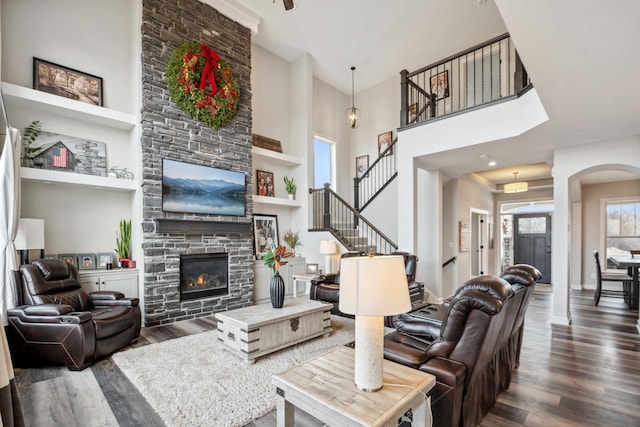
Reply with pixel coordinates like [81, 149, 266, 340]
[165, 42, 240, 129]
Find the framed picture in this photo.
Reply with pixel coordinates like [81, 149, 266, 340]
[306, 263, 319, 274]
[408, 103, 418, 123]
[58, 253, 77, 267]
[96, 252, 114, 269]
[256, 170, 275, 197]
[378, 131, 393, 157]
[78, 253, 97, 270]
[430, 70, 449, 100]
[253, 214, 279, 259]
[26, 130, 107, 176]
[355, 155, 369, 178]
[33, 57, 103, 106]
[43, 254, 58, 259]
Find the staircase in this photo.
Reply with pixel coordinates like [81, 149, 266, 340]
[309, 137, 399, 253]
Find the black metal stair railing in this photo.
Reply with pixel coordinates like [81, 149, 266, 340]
[353, 137, 398, 212]
[400, 33, 531, 127]
[309, 184, 398, 254]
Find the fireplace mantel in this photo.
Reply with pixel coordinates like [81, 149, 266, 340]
[156, 219, 252, 235]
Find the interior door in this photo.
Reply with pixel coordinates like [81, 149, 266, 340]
[513, 213, 551, 283]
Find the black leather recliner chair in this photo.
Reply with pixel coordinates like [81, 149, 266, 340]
[7, 259, 141, 370]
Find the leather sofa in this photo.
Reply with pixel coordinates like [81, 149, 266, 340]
[310, 251, 425, 316]
[7, 259, 141, 370]
[383, 264, 540, 427]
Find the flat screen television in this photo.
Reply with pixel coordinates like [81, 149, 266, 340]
[162, 159, 246, 216]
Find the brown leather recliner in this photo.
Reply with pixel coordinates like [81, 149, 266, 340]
[384, 275, 514, 427]
[7, 259, 141, 370]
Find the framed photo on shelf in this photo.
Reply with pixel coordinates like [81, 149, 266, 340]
[96, 252, 114, 269]
[78, 253, 97, 270]
[430, 70, 449, 100]
[378, 131, 393, 157]
[356, 155, 369, 178]
[33, 57, 103, 106]
[306, 263, 319, 274]
[253, 214, 279, 259]
[58, 253, 77, 267]
[256, 170, 275, 197]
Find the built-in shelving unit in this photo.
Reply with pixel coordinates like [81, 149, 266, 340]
[20, 167, 137, 191]
[1, 82, 137, 130]
[251, 146, 302, 167]
[252, 194, 302, 207]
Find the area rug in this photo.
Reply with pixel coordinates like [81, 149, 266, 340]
[112, 316, 356, 427]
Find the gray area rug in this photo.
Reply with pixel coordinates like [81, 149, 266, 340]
[112, 315, 356, 427]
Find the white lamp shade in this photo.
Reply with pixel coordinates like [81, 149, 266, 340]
[504, 181, 528, 193]
[339, 255, 411, 316]
[319, 240, 338, 255]
[15, 218, 45, 250]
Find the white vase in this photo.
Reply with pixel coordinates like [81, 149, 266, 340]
[288, 194, 294, 200]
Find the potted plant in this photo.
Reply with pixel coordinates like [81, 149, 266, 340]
[283, 176, 296, 200]
[22, 120, 43, 167]
[262, 243, 293, 308]
[115, 219, 132, 268]
[283, 230, 302, 255]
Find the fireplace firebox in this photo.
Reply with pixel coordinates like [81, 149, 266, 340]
[180, 253, 228, 301]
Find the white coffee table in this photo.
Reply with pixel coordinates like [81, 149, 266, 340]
[215, 298, 332, 364]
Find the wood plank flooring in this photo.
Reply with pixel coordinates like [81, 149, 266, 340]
[12, 287, 640, 426]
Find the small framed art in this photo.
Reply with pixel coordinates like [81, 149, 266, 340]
[257, 170, 275, 197]
[378, 131, 393, 157]
[356, 155, 369, 178]
[33, 57, 103, 106]
[306, 263, 319, 274]
[253, 214, 279, 259]
[78, 253, 97, 270]
[58, 253, 77, 267]
[408, 103, 418, 123]
[96, 252, 114, 269]
[430, 70, 449, 100]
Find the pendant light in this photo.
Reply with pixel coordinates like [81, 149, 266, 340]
[504, 171, 528, 193]
[346, 66, 361, 128]
[283, 0, 295, 10]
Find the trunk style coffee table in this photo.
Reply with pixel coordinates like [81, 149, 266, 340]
[215, 298, 332, 364]
[273, 346, 436, 427]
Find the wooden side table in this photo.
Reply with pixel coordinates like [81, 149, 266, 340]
[273, 346, 435, 427]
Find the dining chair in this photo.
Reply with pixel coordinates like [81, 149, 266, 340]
[593, 250, 632, 306]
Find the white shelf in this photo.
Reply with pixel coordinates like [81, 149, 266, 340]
[21, 167, 137, 192]
[253, 194, 302, 207]
[1, 82, 137, 130]
[251, 146, 302, 167]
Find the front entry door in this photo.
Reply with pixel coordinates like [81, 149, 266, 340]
[513, 213, 551, 283]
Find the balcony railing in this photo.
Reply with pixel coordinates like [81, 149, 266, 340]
[400, 33, 531, 127]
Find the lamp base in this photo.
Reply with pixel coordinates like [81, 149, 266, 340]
[354, 315, 384, 392]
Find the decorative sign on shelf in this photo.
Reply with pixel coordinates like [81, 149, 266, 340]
[252, 134, 282, 153]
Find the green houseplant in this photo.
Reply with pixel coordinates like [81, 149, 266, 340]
[22, 120, 43, 166]
[115, 219, 132, 267]
[283, 176, 296, 199]
[262, 243, 293, 308]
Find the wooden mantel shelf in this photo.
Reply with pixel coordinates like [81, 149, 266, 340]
[156, 219, 252, 235]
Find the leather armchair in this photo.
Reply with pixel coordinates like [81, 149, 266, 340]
[7, 259, 141, 370]
[384, 275, 515, 427]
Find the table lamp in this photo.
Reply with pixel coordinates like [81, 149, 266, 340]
[339, 254, 411, 391]
[15, 218, 45, 265]
[319, 240, 338, 273]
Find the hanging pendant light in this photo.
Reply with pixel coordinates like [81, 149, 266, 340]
[346, 66, 361, 129]
[504, 171, 528, 193]
[283, 0, 295, 10]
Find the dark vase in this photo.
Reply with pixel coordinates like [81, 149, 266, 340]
[270, 272, 285, 309]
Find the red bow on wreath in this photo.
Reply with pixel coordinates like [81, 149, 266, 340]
[199, 43, 220, 95]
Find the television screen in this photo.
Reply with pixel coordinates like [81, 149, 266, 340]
[162, 159, 246, 216]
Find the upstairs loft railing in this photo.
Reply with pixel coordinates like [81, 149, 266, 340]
[400, 33, 531, 127]
[353, 136, 398, 212]
[309, 184, 398, 254]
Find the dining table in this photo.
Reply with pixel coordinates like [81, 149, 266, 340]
[609, 255, 640, 310]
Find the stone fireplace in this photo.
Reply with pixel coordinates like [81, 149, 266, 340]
[180, 253, 228, 301]
[140, 0, 254, 326]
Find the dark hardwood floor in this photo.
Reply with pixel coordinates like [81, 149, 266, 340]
[12, 286, 640, 426]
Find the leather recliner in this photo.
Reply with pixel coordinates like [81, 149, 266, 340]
[384, 275, 515, 427]
[7, 258, 141, 370]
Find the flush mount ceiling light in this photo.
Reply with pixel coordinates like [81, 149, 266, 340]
[346, 66, 361, 128]
[504, 171, 528, 193]
[283, 0, 295, 10]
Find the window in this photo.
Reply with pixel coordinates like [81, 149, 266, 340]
[605, 200, 640, 261]
[314, 136, 335, 189]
